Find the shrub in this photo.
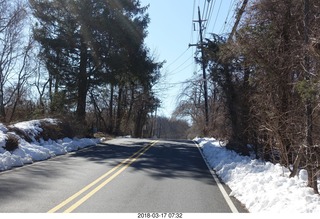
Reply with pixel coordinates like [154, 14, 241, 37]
[4, 133, 19, 152]
[7, 126, 32, 143]
[38, 119, 75, 141]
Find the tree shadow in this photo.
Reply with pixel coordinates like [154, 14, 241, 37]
[0, 138, 247, 212]
[0, 139, 152, 201]
[129, 140, 217, 184]
[71, 139, 218, 185]
[70, 139, 153, 163]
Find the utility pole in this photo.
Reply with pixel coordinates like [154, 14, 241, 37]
[189, 6, 209, 133]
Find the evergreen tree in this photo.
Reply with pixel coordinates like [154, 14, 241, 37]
[29, 0, 151, 121]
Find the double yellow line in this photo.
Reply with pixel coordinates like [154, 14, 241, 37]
[48, 140, 159, 213]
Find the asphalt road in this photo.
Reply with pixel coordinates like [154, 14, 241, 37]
[0, 138, 247, 213]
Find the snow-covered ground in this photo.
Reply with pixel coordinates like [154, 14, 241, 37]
[1, 119, 319, 213]
[194, 137, 320, 213]
[0, 119, 101, 171]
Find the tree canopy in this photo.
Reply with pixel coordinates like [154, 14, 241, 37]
[28, 0, 163, 137]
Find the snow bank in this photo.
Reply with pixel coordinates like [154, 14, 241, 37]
[0, 119, 101, 171]
[194, 137, 320, 213]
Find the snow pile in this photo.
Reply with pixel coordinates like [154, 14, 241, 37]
[194, 137, 320, 213]
[0, 119, 100, 171]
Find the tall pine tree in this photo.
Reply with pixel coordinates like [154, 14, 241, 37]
[29, 0, 151, 122]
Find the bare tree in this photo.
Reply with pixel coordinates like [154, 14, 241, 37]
[0, 0, 30, 122]
[174, 74, 227, 138]
[174, 76, 206, 135]
[237, 0, 320, 193]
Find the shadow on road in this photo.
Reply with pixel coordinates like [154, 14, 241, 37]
[70, 138, 217, 185]
[0, 138, 248, 213]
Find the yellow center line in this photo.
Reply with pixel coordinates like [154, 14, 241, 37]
[48, 140, 158, 213]
[64, 140, 158, 213]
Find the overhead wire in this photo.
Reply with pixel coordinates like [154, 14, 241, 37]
[190, 0, 200, 80]
[190, 0, 197, 44]
[159, 0, 244, 115]
[186, 0, 216, 85]
[211, 0, 223, 34]
[187, 0, 235, 79]
[202, 0, 207, 20]
[165, 0, 197, 78]
[170, 61, 195, 76]
[203, 0, 211, 32]
[167, 52, 194, 76]
[191, 0, 240, 42]
[165, 47, 190, 69]
[169, 1, 241, 85]
[204, 0, 215, 36]
[220, 0, 237, 34]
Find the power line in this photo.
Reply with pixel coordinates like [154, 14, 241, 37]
[190, 6, 209, 131]
[169, 61, 195, 77]
[206, 0, 215, 31]
[211, 0, 223, 34]
[202, 0, 207, 20]
[203, 0, 215, 37]
[167, 52, 194, 75]
[165, 47, 190, 68]
[220, 0, 237, 34]
[190, 0, 197, 44]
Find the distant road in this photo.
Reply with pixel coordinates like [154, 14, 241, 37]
[0, 138, 247, 213]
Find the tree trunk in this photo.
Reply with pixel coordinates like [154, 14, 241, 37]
[108, 85, 114, 133]
[76, 37, 88, 122]
[307, 165, 319, 194]
[289, 146, 303, 178]
[90, 92, 107, 132]
[0, 86, 6, 122]
[126, 84, 135, 128]
[134, 110, 143, 138]
[115, 86, 123, 135]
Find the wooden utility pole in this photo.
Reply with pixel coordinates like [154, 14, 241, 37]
[190, 6, 209, 133]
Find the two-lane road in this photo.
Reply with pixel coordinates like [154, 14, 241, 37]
[0, 138, 247, 213]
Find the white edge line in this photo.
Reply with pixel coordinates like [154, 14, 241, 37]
[193, 141, 239, 213]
